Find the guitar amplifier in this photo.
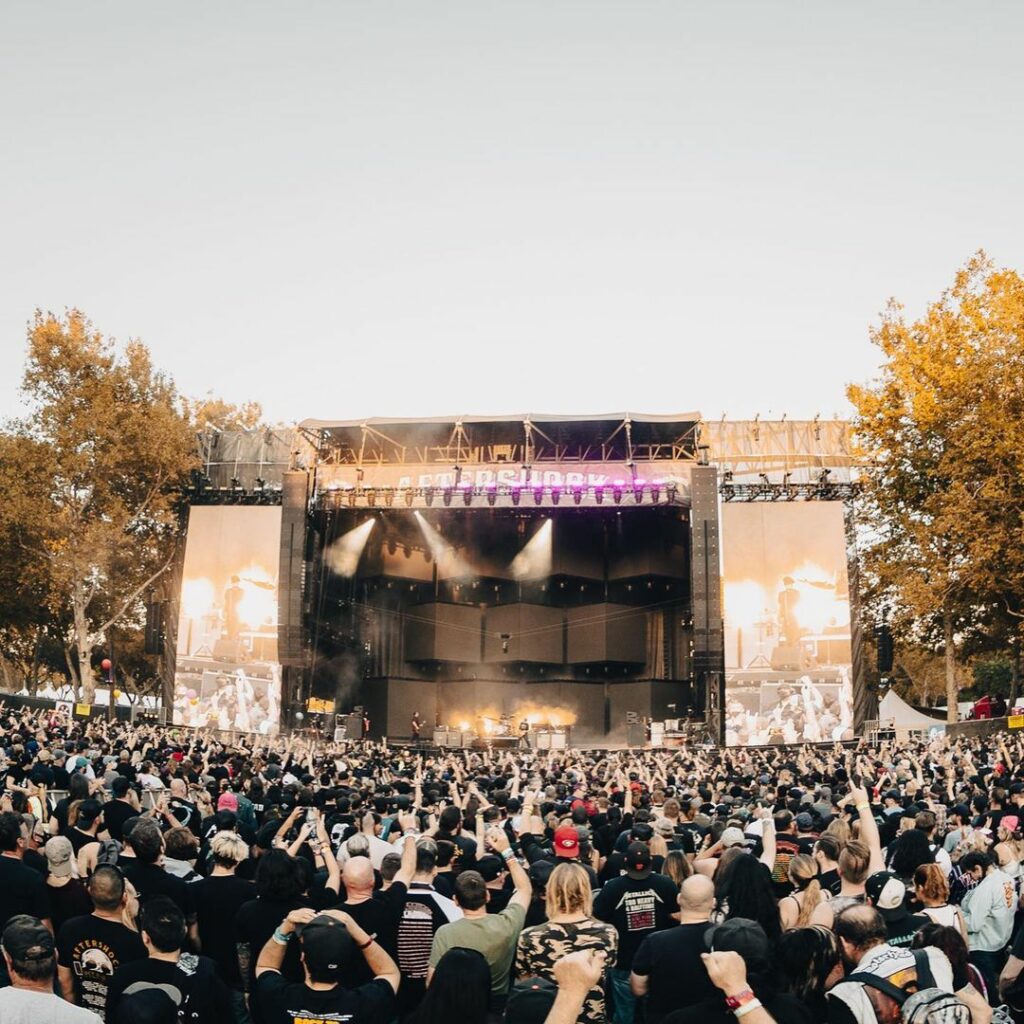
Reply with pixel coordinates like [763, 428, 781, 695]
[626, 723, 647, 747]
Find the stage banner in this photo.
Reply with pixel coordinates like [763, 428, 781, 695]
[172, 507, 283, 735]
[317, 460, 692, 497]
[721, 503, 854, 745]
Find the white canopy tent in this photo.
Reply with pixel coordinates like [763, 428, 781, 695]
[878, 690, 946, 734]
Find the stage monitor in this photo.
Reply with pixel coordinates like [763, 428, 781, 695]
[172, 506, 283, 734]
[721, 503, 854, 746]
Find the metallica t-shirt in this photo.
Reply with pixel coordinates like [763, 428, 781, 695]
[592, 872, 679, 969]
[57, 915, 147, 1021]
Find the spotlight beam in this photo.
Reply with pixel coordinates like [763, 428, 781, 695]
[510, 519, 553, 581]
[325, 520, 375, 577]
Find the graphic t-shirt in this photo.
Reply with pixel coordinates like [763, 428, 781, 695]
[592, 872, 679, 969]
[256, 973, 395, 1024]
[394, 883, 461, 1017]
[105, 952, 233, 1024]
[57, 915, 147, 1021]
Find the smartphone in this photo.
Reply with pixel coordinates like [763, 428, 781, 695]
[305, 807, 318, 828]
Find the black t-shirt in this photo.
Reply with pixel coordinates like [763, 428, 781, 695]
[57, 913, 147, 1020]
[332, 883, 408, 986]
[632, 922, 718, 1024]
[236, 896, 313, 998]
[48, 878, 94, 934]
[593, 872, 680, 969]
[0, 853, 52, 924]
[106, 952, 233, 1024]
[103, 799, 138, 843]
[819, 868, 842, 896]
[168, 797, 202, 835]
[885, 912, 931, 948]
[256, 972, 395, 1024]
[664, 992, 813, 1024]
[122, 861, 192, 916]
[191, 874, 257, 987]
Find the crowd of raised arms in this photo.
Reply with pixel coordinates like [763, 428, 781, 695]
[4, 705, 1024, 1024]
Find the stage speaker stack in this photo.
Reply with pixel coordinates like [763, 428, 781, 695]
[625, 710, 646, 747]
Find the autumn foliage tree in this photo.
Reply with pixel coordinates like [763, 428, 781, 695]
[0, 311, 198, 701]
[850, 253, 1024, 720]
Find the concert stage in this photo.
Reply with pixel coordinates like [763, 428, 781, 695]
[171, 414, 865, 746]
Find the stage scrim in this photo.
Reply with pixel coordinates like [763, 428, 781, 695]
[721, 503, 854, 745]
[173, 507, 282, 734]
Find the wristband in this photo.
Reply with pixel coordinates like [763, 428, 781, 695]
[272, 928, 292, 945]
[733, 999, 762, 1018]
[358, 933, 377, 950]
[725, 990, 754, 1010]
[501, 848, 515, 862]
[856, 803, 870, 812]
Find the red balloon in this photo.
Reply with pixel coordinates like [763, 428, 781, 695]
[100, 658, 112, 670]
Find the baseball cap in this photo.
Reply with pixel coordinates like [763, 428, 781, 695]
[795, 812, 815, 832]
[553, 825, 580, 859]
[704, 917, 771, 971]
[630, 822, 654, 843]
[218, 792, 239, 812]
[625, 841, 652, 879]
[720, 827, 746, 848]
[505, 978, 558, 1024]
[654, 818, 676, 838]
[866, 871, 909, 921]
[476, 855, 506, 883]
[300, 914, 354, 979]
[528, 860, 555, 888]
[45, 836, 74, 878]
[1, 915, 55, 964]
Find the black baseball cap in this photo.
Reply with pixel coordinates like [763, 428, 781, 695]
[300, 915, 354, 979]
[704, 917, 771, 971]
[1, 915, 55, 964]
[476, 855, 506, 883]
[625, 841, 652, 879]
[505, 978, 558, 1024]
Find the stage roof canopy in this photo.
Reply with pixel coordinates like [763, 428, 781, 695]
[300, 413, 702, 466]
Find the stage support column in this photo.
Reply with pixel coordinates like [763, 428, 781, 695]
[279, 471, 310, 720]
[689, 465, 726, 743]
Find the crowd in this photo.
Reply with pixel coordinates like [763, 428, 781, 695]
[3, 702, 1024, 1024]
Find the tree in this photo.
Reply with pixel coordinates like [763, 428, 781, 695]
[0, 310, 197, 701]
[182, 395, 264, 432]
[848, 253, 1024, 722]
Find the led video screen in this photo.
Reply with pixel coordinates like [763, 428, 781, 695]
[173, 507, 282, 734]
[721, 503, 854, 745]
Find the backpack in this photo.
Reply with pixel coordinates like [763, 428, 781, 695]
[95, 838, 121, 867]
[847, 949, 939, 1024]
[901, 989, 971, 1024]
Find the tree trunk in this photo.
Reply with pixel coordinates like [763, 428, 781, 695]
[72, 582, 96, 703]
[1011, 636, 1021, 710]
[944, 604, 958, 723]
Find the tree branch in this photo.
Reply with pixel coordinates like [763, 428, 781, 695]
[94, 549, 176, 636]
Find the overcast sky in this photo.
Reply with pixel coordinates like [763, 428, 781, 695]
[2, 2, 1022, 426]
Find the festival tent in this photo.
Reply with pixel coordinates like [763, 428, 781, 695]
[878, 691, 947, 734]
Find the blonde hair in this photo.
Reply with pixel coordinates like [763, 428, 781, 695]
[788, 854, 823, 927]
[824, 817, 851, 850]
[210, 830, 249, 867]
[545, 862, 593, 919]
[663, 849, 694, 888]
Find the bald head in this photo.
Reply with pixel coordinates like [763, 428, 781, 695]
[678, 874, 715, 920]
[342, 856, 375, 898]
[170, 779, 186, 798]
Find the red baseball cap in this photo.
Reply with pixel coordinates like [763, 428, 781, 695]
[553, 825, 580, 858]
